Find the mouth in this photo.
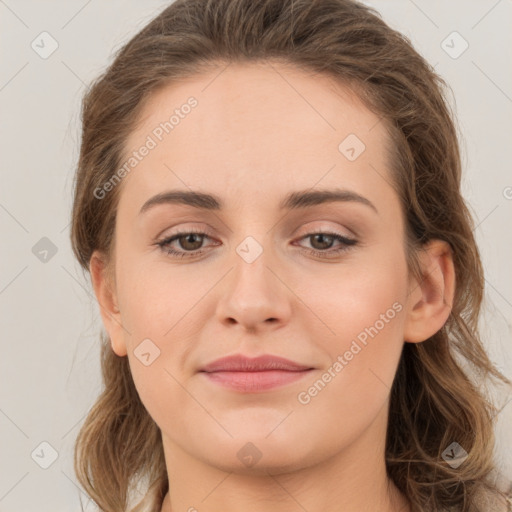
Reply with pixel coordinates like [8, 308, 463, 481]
[198, 354, 315, 392]
[200, 369, 315, 392]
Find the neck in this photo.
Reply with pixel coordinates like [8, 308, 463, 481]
[159, 408, 411, 512]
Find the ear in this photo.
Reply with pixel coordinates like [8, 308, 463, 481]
[403, 239, 456, 344]
[89, 250, 128, 356]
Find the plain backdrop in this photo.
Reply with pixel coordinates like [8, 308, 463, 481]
[1, 1, 511, 510]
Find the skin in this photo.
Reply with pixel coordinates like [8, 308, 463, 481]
[90, 61, 455, 512]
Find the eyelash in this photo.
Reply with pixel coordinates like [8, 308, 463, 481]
[156, 227, 358, 260]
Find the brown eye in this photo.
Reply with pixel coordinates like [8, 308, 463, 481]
[296, 231, 358, 259]
[156, 229, 215, 258]
[309, 233, 336, 251]
[175, 233, 205, 251]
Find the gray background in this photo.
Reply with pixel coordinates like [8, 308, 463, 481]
[1, 0, 511, 510]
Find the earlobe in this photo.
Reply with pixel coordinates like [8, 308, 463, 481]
[403, 239, 456, 344]
[89, 250, 128, 356]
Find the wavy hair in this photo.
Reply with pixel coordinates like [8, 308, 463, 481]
[70, 0, 512, 510]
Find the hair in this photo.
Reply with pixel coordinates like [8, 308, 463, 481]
[70, 0, 512, 511]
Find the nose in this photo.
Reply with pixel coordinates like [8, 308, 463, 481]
[214, 239, 293, 333]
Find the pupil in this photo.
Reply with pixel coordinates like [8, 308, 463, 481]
[313, 234, 332, 250]
[182, 234, 202, 250]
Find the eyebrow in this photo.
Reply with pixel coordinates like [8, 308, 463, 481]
[139, 188, 378, 215]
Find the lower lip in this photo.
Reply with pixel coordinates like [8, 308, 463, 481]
[200, 369, 313, 392]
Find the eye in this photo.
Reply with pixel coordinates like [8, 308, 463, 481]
[295, 230, 358, 259]
[156, 228, 216, 259]
[155, 228, 358, 260]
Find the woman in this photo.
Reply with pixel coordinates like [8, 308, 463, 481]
[70, 0, 512, 510]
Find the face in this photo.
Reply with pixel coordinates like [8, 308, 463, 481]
[95, 61, 423, 474]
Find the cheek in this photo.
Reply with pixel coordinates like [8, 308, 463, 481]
[127, 352, 190, 442]
[116, 261, 207, 406]
[292, 249, 407, 340]
[293, 277, 406, 451]
[292, 248, 408, 390]
[117, 258, 204, 340]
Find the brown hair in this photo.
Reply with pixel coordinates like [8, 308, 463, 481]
[70, 0, 512, 510]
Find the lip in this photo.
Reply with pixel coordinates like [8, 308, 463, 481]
[199, 354, 314, 392]
[200, 354, 313, 372]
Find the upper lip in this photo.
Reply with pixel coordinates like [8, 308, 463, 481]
[200, 354, 313, 373]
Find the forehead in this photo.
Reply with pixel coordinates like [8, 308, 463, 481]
[118, 61, 394, 214]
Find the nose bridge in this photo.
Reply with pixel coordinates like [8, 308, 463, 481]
[230, 232, 277, 300]
[215, 228, 292, 329]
